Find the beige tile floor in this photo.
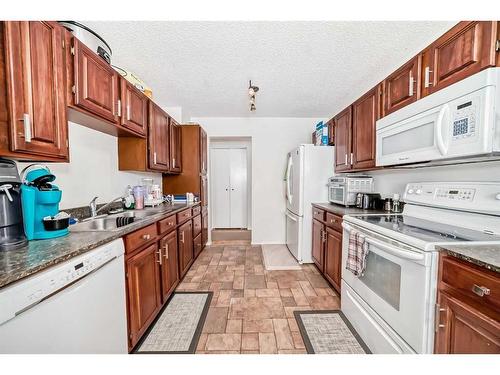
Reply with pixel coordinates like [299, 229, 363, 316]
[175, 244, 340, 354]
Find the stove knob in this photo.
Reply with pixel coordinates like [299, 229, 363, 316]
[416, 189, 422, 195]
[407, 189, 414, 194]
[496, 193, 500, 200]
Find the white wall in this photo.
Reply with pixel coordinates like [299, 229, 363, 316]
[190, 117, 323, 244]
[362, 160, 500, 199]
[17, 122, 162, 209]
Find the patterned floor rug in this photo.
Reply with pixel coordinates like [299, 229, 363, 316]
[136, 292, 212, 354]
[294, 310, 370, 354]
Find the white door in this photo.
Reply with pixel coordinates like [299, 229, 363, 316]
[211, 147, 248, 229]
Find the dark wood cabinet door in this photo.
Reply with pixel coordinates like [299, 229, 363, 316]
[73, 38, 118, 122]
[193, 214, 202, 238]
[4, 21, 68, 159]
[148, 101, 170, 171]
[422, 21, 497, 97]
[327, 119, 335, 145]
[169, 120, 182, 173]
[159, 230, 179, 303]
[126, 243, 162, 348]
[324, 227, 342, 293]
[200, 128, 208, 175]
[333, 107, 352, 172]
[352, 85, 381, 170]
[178, 220, 193, 278]
[434, 292, 500, 354]
[194, 233, 203, 259]
[312, 219, 325, 272]
[120, 78, 147, 136]
[384, 56, 420, 115]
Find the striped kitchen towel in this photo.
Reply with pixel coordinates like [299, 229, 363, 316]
[346, 229, 369, 276]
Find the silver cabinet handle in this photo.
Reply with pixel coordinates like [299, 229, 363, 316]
[172, 158, 176, 168]
[142, 234, 151, 240]
[153, 152, 157, 164]
[180, 231, 185, 243]
[434, 303, 446, 332]
[156, 248, 162, 265]
[117, 100, 121, 117]
[23, 114, 31, 143]
[472, 284, 490, 297]
[163, 243, 169, 259]
[424, 66, 433, 88]
[350, 152, 353, 165]
[409, 71, 415, 96]
[344, 154, 348, 165]
[126, 104, 130, 120]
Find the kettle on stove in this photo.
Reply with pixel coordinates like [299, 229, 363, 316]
[20, 164, 68, 240]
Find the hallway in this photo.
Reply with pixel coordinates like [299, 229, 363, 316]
[176, 245, 340, 354]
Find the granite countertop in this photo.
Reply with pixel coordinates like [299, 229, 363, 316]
[312, 202, 389, 217]
[438, 244, 500, 274]
[0, 202, 200, 290]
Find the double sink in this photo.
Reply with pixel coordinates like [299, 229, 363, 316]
[70, 204, 185, 232]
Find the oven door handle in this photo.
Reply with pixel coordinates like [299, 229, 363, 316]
[342, 222, 425, 262]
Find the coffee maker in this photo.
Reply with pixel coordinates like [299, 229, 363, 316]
[20, 165, 68, 240]
[0, 158, 27, 251]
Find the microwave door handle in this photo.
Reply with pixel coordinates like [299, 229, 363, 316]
[435, 105, 449, 155]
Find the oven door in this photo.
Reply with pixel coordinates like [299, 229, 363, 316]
[328, 184, 345, 205]
[341, 222, 436, 353]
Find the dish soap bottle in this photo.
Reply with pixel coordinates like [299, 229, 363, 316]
[124, 185, 135, 209]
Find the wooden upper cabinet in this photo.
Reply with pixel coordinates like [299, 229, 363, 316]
[120, 78, 147, 136]
[169, 120, 182, 173]
[126, 243, 162, 349]
[200, 127, 208, 175]
[351, 85, 381, 170]
[333, 107, 352, 172]
[384, 56, 420, 115]
[327, 119, 335, 145]
[422, 21, 498, 97]
[148, 101, 170, 172]
[3, 21, 68, 159]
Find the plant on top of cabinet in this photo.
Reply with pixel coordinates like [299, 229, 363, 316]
[0, 21, 69, 161]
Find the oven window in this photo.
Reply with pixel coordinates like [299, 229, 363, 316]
[329, 187, 344, 203]
[381, 122, 434, 156]
[359, 251, 401, 310]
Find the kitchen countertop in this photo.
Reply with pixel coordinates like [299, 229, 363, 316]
[312, 202, 389, 217]
[0, 202, 200, 290]
[438, 244, 500, 274]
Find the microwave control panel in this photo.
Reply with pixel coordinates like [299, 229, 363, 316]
[452, 99, 477, 140]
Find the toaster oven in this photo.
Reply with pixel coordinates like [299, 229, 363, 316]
[328, 175, 374, 206]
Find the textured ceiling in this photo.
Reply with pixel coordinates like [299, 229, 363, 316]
[83, 21, 456, 119]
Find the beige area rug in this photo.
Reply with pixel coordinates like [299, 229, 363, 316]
[261, 244, 302, 271]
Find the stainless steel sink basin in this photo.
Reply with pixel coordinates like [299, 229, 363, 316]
[120, 210, 159, 218]
[71, 216, 140, 232]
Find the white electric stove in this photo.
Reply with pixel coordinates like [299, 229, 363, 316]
[341, 181, 500, 354]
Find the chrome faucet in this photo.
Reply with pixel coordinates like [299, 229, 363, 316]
[87, 195, 125, 219]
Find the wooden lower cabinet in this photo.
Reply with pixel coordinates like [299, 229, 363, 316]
[324, 227, 342, 293]
[434, 254, 500, 354]
[159, 230, 179, 303]
[126, 243, 162, 349]
[178, 219, 194, 278]
[194, 233, 203, 258]
[312, 219, 325, 272]
[202, 207, 208, 247]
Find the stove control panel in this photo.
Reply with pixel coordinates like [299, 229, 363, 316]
[404, 182, 500, 215]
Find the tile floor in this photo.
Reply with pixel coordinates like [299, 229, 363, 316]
[175, 244, 340, 354]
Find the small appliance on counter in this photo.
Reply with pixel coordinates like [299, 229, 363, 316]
[355, 192, 384, 210]
[0, 158, 27, 251]
[328, 175, 374, 206]
[20, 165, 69, 240]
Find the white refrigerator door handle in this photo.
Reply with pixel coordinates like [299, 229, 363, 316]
[285, 155, 293, 205]
[286, 211, 298, 222]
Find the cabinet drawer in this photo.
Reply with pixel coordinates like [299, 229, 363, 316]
[192, 205, 201, 216]
[124, 223, 157, 253]
[325, 213, 342, 232]
[312, 207, 325, 222]
[158, 214, 177, 235]
[193, 214, 202, 238]
[177, 208, 192, 224]
[441, 255, 500, 310]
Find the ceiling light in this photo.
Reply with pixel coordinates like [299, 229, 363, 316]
[248, 80, 259, 112]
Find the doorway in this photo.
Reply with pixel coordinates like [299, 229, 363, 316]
[210, 138, 251, 230]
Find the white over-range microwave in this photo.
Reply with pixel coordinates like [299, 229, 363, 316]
[376, 67, 500, 167]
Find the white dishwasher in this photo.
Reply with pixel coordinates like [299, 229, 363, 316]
[0, 238, 127, 353]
